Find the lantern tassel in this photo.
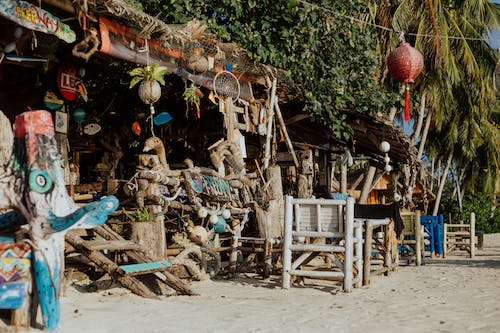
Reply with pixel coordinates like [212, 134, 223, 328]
[404, 85, 411, 122]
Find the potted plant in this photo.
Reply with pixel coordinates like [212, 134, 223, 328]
[129, 64, 169, 111]
[183, 82, 202, 118]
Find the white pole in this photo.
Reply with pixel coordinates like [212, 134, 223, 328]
[343, 197, 354, 292]
[282, 195, 293, 289]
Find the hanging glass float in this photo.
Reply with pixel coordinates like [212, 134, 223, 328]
[387, 39, 424, 121]
[72, 108, 86, 122]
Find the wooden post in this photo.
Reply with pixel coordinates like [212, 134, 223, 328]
[443, 223, 448, 258]
[130, 205, 166, 260]
[470, 212, 475, 258]
[415, 210, 422, 266]
[343, 197, 354, 292]
[354, 219, 363, 288]
[274, 101, 299, 169]
[385, 221, 394, 275]
[282, 195, 293, 289]
[363, 220, 373, 286]
[341, 164, 347, 194]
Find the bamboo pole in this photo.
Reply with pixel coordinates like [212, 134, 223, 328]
[274, 100, 299, 169]
[263, 79, 277, 169]
[282, 195, 293, 289]
[343, 197, 354, 292]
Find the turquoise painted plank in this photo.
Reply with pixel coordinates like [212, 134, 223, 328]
[120, 260, 172, 274]
[0, 281, 29, 309]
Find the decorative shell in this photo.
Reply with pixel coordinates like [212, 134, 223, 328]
[189, 225, 208, 245]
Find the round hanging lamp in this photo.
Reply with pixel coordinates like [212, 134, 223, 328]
[387, 41, 423, 121]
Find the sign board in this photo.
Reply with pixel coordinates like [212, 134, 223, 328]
[57, 62, 79, 101]
[183, 172, 240, 202]
[0, 0, 76, 43]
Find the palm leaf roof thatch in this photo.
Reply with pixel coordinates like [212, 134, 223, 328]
[285, 110, 425, 176]
[84, 0, 282, 86]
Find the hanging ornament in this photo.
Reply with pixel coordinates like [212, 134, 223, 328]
[387, 36, 423, 121]
[132, 121, 142, 136]
[72, 108, 86, 122]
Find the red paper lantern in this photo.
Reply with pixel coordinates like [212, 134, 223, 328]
[387, 42, 423, 121]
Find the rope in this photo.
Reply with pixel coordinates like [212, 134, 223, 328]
[296, 0, 499, 43]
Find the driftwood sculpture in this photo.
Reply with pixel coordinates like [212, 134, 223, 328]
[0, 110, 118, 332]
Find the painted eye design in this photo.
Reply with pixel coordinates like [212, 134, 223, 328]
[29, 170, 53, 193]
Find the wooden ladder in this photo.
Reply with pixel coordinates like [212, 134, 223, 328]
[65, 225, 196, 298]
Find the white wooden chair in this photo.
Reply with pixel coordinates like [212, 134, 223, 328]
[443, 212, 476, 258]
[282, 196, 362, 292]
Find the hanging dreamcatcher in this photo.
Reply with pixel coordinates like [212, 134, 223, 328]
[387, 34, 424, 122]
[213, 69, 241, 101]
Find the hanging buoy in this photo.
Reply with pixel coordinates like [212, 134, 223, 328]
[387, 41, 423, 121]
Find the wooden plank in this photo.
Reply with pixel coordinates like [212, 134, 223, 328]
[289, 269, 344, 278]
[94, 225, 196, 296]
[84, 240, 141, 251]
[120, 260, 172, 275]
[65, 231, 159, 299]
[290, 244, 345, 252]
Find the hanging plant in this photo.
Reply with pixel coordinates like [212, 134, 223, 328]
[129, 64, 169, 105]
[183, 82, 202, 118]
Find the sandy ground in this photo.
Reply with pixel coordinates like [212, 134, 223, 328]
[7, 234, 500, 333]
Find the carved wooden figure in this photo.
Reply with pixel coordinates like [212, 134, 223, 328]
[0, 110, 118, 332]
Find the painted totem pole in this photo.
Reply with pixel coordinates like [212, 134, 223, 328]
[0, 110, 118, 331]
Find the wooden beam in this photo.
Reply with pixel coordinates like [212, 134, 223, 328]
[42, 0, 75, 14]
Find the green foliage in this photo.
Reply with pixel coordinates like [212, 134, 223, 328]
[137, 0, 393, 139]
[129, 64, 170, 88]
[124, 207, 152, 222]
[183, 83, 201, 117]
[441, 194, 499, 233]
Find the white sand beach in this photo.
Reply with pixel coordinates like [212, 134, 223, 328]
[7, 233, 500, 333]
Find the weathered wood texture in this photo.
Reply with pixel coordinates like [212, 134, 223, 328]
[282, 196, 362, 292]
[65, 231, 159, 299]
[94, 225, 196, 296]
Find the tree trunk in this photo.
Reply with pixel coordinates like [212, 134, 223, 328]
[432, 150, 453, 216]
[411, 92, 426, 145]
[417, 110, 433, 160]
[436, 158, 442, 191]
[255, 165, 283, 239]
[358, 166, 376, 204]
[341, 164, 347, 194]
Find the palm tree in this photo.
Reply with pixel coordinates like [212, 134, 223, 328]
[390, 0, 500, 213]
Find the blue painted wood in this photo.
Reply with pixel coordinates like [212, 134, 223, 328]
[0, 281, 29, 309]
[420, 215, 444, 256]
[120, 260, 172, 274]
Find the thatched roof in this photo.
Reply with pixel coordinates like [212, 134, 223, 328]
[82, 0, 282, 87]
[43, 0, 423, 172]
[285, 110, 421, 169]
